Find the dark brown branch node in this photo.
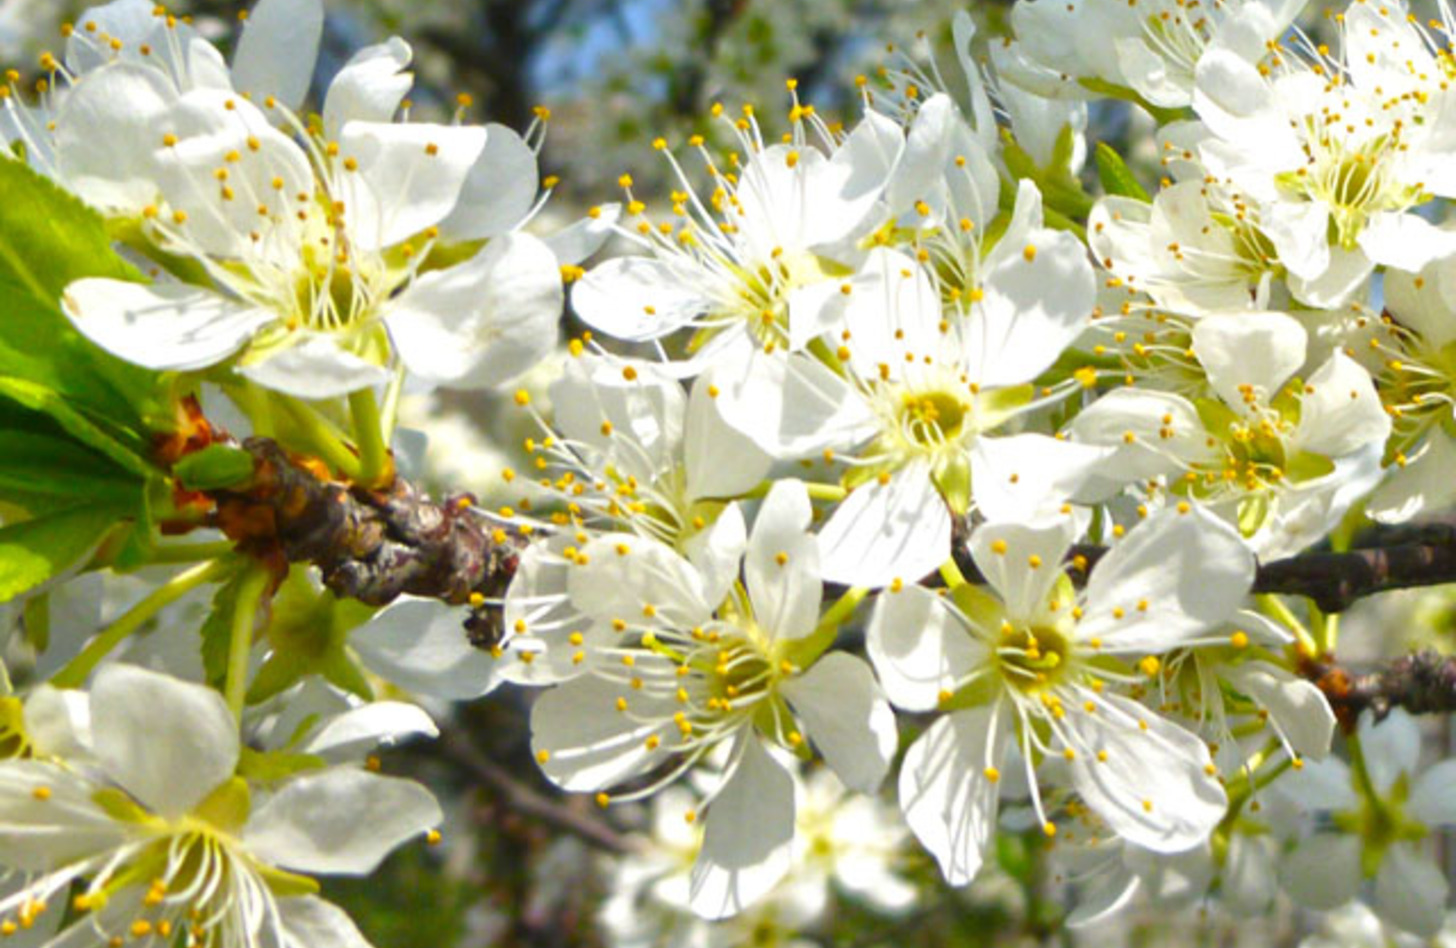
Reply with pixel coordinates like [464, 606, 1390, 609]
[209, 437, 525, 643]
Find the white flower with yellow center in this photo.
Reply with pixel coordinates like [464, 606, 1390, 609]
[529, 480, 896, 919]
[0, 665, 440, 947]
[570, 96, 906, 369]
[58, 50, 561, 398]
[999, 0, 1299, 108]
[1192, 3, 1456, 306]
[867, 506, 1251, 885]
[1365, 252, 1456, 523]
[715, 205, 1108, 587]
[1069, 310, 1390, 558]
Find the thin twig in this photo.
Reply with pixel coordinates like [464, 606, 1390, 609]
[437, 729, 632, 855]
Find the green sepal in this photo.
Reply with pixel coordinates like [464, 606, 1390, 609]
[174, 444, 256, 491]
[258, 862, 321, 898]
[1237, 492, 1271, 538]
[192, 775, 251, 834]
[933, 452, 973, 516]
[1094, 142, 1151, 201]
[91, 786, 165, 828]
[236, 746, 327, 786]
[1286, 450, 1335, 484]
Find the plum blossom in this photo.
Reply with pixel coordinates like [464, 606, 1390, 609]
[868, 505, 1252, 885]
[0, 665, 440, 947]
[529, 480, 896, 918]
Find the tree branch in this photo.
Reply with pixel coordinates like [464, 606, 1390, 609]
[1302, 650, 1456, 726]
[197, 436, 525, 646]
[951, 525, 1456, 615]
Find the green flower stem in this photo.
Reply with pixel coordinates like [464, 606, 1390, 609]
[939, 556, 969, 589]
[225, 565, 271, 720]
[275, 396, 363, 481]
[816, 586, 868, 637]
[1257, 593, 1318, 656]
[148, 540, 238, 564]
[52, 559, 235, 688]
[349, 387, 391, 487]
[380, 367, 406, 438]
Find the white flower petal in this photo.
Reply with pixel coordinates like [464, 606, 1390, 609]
[689, 737, 795, 919]
[543, 203, 622, 266]
[1374, 842, 1448, 937]
[62, 279, 274, 372]
[1190, 311, 1306, 409]
[92, 664, 239, 818]
[1369, 432, 1456, 524]
[1064, 692, 1226, 852]
[1293, 352, 1390, 459]
[684, 369, 773, 501]
[1078, 506, 1254, 652]
[336, 120, 485, 252]
[971, 434, 1119, 519]
[322, 38, 413, 137]
[54, 62, 176, 213]
[713, 352, 872, 460]
[866, 585, 986, 711]
[965, 221, 1095, 388]
[782, 652, 896, 792]
[1360, 707, 1420, 796]
[275, 896, 373, 948]
[440, 124, 539, 240]
[298, 702, 438, 760]
[351, 599, 501, 701]
[0, 760, 125, 871]
[568, 533, 712, 629]
[818, 461, 951, 589]
[238, 335, 390, 399]
[22, 686, 91, 760]
[1222, 834, 1278, 915]
[572, 256, 712, 341]
[967, 516, 1077, 621]
[683, 504, 748, 612]
[246, 769, 441, 875]
[1410, 760, 1456, 827]
[529, 673, 677, 791]
[745, 480, 820, 642]
[897, 706, 1007, 886]
[229, 0, 322, 114]
[1223, 661, 1336, 760]
[387, 232, 562, 389]
[1281, 832, 1362, 909]
[1359, 213, 1456, 272]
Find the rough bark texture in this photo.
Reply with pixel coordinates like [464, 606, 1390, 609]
[1303, 650, 1456, 727]
[207, 436, 524, 647]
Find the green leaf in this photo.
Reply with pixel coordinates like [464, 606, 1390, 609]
[0, 398, 150, 506]
[0, 159, 174, 433]
[1095, 142, 1152, 202]
[199, 571, 247, 689]
[174, 444, 255, 491]
[0, 502, 130, 602]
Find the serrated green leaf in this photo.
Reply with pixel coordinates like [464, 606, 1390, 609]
[0, 400, 148, 507]
[174, 444, 255, 491]
[199, 571, 245, 690]
[1095, 142, 1152, 201]
[0, 160, 174, 434]
[0, 502, 130, 602]
[0, 160, 140, 297]
[0, 375, 156, 478]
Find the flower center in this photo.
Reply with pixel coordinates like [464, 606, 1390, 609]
[997, 623, 1073, 694]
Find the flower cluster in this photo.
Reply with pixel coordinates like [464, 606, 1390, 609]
[1, 0, 1456, 943]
